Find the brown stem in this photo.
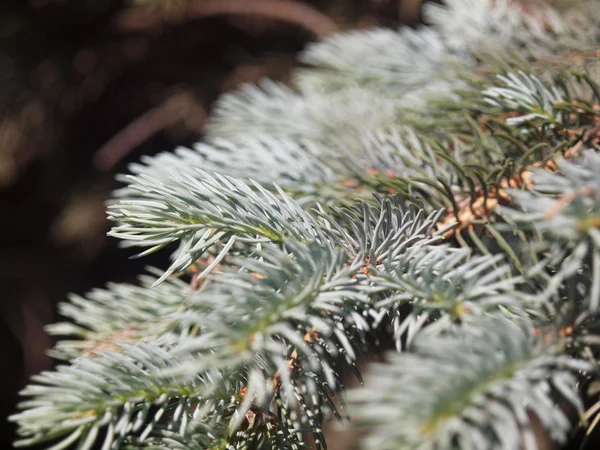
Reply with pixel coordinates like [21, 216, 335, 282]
[114, 0, 339, 38]
[566, 123, 600, 158]
[94, 92, 205, 170]
[543, 185, 595, 220]
[397, 0, 423, 24]
[94, 105, 174, 170]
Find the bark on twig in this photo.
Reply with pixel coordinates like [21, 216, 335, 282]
[94, 92, 205, 170]
[114, 0, 339, 38]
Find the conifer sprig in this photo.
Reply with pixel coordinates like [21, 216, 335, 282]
[11, 0, 600, 449]
[170, 240, 370, 448]
[11, 344, 223, 450]
[348, 316, 591, 450]
[108, 171, 323, 282]
[499, 150, 600, 311]
[46, 269, 190, 360]
[371, 246, 524, 349]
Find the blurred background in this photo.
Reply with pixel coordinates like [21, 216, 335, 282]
[0, 0, 422, 447]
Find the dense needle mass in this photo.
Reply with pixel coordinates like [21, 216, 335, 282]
[11, 1, 600, 449]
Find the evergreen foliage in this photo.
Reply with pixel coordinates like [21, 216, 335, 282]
[10, 1, 600, 449]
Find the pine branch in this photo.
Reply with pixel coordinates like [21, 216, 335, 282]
[113, 135, 367, 208]
[46, 269, 191, 360]
[348, 315, 591, 450]
[205, 81, 400, 146]
[321, 194, 447, 263]
[296, 26, 457, 103]
[499, 150, 600, 310]
[117, 136, 333, 202]
[10, 343, 234, 450]
[12, 1, 600, 449]
[108, 171, 323, 283]
[168, 240, 370, 448]
[370, 245, 525, 349]
[295, 0, 598, 106]
[483, 71, 566, 126]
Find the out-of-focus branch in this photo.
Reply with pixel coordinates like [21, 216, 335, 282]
[397, 0, 423, 24]
[94, 91, 205, 170]
[114, 0, 339, 38]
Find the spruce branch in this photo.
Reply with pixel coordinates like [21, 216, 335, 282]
[169, 240, 371, 447]
[320, 194, 448, 263]
[423, 0, 523, 53]
[115, 134, 373, 208]
[45, 269, 191, 360]
[370, 245, 525, 349]
[198, 0, 600, 162]
[499, 150, 600, 310]
[108, 171, 322, 283]
[205, 81, 399, 145]
[173, 240, 368, 376]
[13, 1, 600, 449]
[296, 0, 600, 102]
[483, 71, 566, 126]
[482, 69, 600, 137]
[132, 50, 600, 219]
[348, 316, 591, 450]
[295, 26, 458, 103]
[10, 343, 229, 450]
[117, 136, 333, 203]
